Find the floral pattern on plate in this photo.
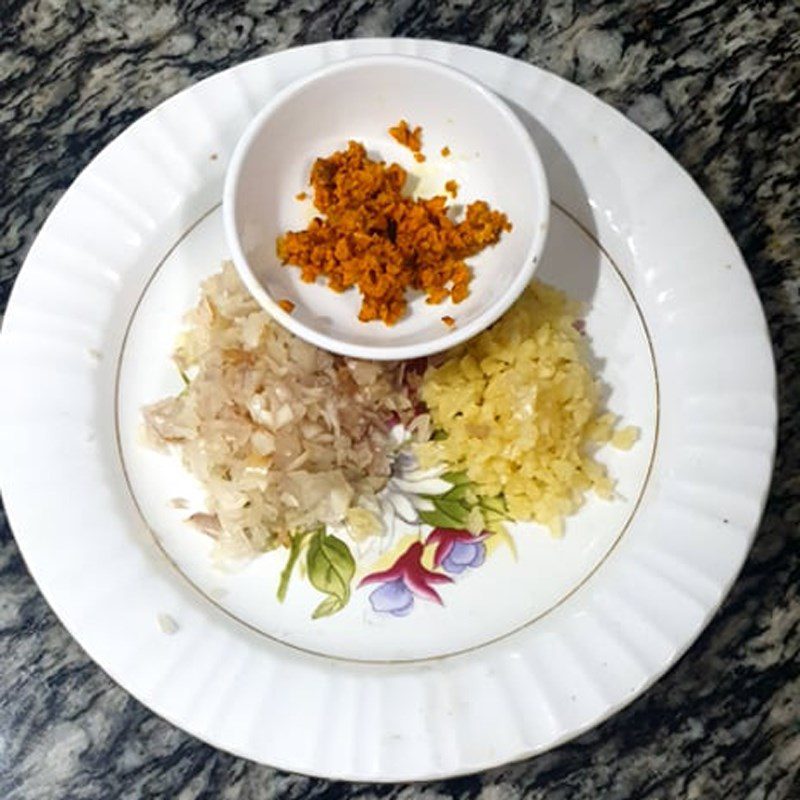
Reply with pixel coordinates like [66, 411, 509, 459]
[276, 442, 511, 619]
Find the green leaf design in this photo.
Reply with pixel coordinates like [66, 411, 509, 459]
[416, 471, 482, 529]
[419, 472, 511, 533]
[441, 470, 470, 486]
[306, 530, 355, 619]
[434, 496, 471, 524]
[419, 493, 472, 529]
[441, 482, 471, 501]
[419, 507, 462, 529]
[312, 595, 345, 619]
[479, 494, 511, 524]
[276, 527, 317, 603]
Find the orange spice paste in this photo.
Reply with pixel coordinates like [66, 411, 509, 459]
[276, 141, 511, 325]
[389, 119, 426, 162]
[389, 119, 423, 153]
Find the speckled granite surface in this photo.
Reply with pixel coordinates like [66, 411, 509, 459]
[1, 1, 798, 798]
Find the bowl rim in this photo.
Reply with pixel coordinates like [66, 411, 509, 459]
[222, 53, 550, 360]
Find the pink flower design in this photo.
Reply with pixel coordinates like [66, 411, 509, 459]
[359, 541, 453, 615]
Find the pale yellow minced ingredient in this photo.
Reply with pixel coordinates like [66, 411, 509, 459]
[416, 280, 638, 535]
[612, 425, 640, 450]
[345, 506, 383, 541]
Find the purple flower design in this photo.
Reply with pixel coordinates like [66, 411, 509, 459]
[441, 539, 486, 573]
[367, 578, 415, 616]
[426, 528, 491, 575]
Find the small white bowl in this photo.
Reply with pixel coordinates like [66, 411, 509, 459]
[223, 55, 549, 361]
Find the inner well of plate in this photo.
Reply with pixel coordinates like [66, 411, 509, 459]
[116, 204, 658, 662]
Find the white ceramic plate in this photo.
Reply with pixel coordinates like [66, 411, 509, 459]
[0, 39, 776, 782]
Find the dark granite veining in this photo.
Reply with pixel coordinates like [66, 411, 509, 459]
[1, 1, 798, 798]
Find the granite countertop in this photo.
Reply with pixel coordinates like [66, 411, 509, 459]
[1, 1, 798, 798]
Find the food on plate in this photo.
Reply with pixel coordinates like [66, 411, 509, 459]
[388, 118, 424, 160]
[276, 140, 511, 324]
[143, 262, 425, 559]
[143, 264, 637, 615]
[444, 179, 459, 198]
[416, 281, 639, 534]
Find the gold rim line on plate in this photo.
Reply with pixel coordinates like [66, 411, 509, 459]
[114, 200, 661, 666]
